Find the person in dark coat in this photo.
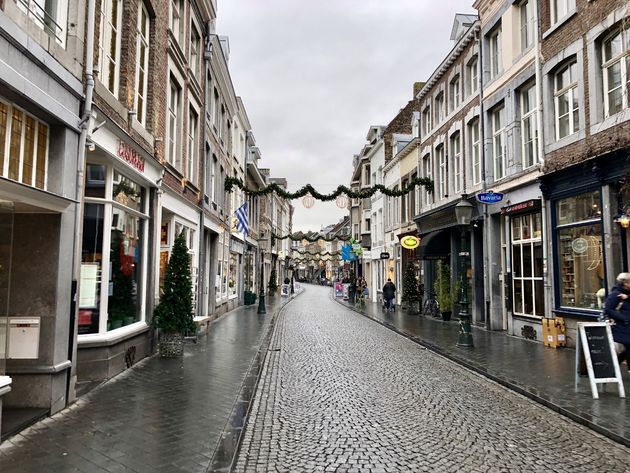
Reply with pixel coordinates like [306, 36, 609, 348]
[603, 272, 630, 371]
[382, 279, 396, 313]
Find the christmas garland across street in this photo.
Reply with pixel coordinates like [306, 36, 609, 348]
[224, 176, 434, 201]
[272, 232, 351, 242]
[292, 250, 340, 256]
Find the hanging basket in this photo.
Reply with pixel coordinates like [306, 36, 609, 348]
[159, 332, 184, 357]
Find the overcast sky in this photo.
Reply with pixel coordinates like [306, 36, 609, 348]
[218, 0, 475, 233]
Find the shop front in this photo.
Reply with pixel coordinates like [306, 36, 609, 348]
[76, 124, 162, 384]
[498, 198, 546, 340]
[0, 96, 80, 438]
[415, 200, 480, 322]
[229, 235, 244, 308]
[540, 152, 629, 346]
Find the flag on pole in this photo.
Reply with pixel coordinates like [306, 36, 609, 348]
[235, 202, 249, 236]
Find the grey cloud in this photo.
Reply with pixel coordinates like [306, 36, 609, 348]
[219, 0, 475, 231]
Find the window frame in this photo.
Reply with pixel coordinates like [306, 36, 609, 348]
[489, 26, 502, 80]
[551, 0, 575, 25]
[422, 153, 433, 205]
[520, 82, 538, 169]
[450, 132, 462, 194]
[187, 105, 198, 184]
[0, 99, 49, 190]
[99, 0, 123, 96]
[437, 144, 447, 199]
[601, 27, 629, 118]
[510, 212, 544, 318]
[491, 105, 506, 180]
[167, 75, 182, 171]
[554, 61, 579, 140]
[134, 2, 150, 127]
[469, 119, 481, 185]
[466, 56, 479, 96]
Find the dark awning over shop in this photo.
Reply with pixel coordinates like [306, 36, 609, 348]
[416, 229, 450, 260]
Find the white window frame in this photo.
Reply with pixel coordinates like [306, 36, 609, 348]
[510, 213, 544, 318]
[437, 145, 447, 199]
[551, 0, 575, 25]
[16, 0, 68, 46]
[554, 61, 579, 140]
[601, 27, 629, 118]
[467, 56, 479, 96]
[423, 154, 433, 205]
[99, 0, 123, 96]
[469, 119, 481, 185]
[190, 22, 201, 80]
[0, 100, 49, 190]
[519, 0, 534, 52]
[450, 75, 461, 111]
[520, 82, 538, 169]
[422, 105, 431, 136]
[435, 93, 445, 124]
[450, 133, 461, 194]
[167, 75, 182, 171]
[169, 0, 183, 44]
[134, 2, 150, 127]
[187, 105, 199, 184]
[489, 26, 502, 80]
[492, 105, 506, 180]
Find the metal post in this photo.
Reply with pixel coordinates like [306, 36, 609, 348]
[457, 226, 473, 347]
[257, 250, 266, 314]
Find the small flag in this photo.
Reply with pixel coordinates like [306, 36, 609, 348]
[235, 202, 249, 236]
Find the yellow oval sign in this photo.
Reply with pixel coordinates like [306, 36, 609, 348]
[401, 235, 420, 250]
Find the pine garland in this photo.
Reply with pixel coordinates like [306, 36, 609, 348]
[292, 250, 340, 256]
[225, 176, 434, 201]
[272, 232, 350, 242]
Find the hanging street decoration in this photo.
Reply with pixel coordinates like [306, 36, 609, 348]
[336, 195, 349, 209]
[224, 176, 434, 201]
[302, 193, 315, 208]
[292, 249, 340, 256]
[272, 232, 351, 242]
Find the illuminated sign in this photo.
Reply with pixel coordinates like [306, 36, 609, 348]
[401, 235, 420, 250]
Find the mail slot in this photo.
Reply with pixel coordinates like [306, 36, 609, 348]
[8, 317, 40, 359]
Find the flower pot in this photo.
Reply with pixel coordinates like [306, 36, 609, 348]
[159, 332, 184, 357]
[441, 311, 452, 321]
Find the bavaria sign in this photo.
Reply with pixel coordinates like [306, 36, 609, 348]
[476, 191, 504, 204]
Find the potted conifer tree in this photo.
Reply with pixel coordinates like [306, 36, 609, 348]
[152, 232, 195, 357]
[434, 260, 453, 321]
[401, 262, 421, 314]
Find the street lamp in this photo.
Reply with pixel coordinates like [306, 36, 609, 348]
[257, 249, 266, 314]
[454, 195, 474, 348]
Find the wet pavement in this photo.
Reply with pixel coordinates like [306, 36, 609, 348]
[235, 285, 630, 472]
[0, 293, 298, 473]
[335, 293, 630, 448]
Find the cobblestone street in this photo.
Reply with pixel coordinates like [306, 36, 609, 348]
[235, 285, 630, 473]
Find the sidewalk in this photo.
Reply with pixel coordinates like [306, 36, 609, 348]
[334, 294, 630, 448]
[0, 292, 299, 473]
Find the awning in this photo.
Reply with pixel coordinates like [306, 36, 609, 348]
[416, 229, 450, 260]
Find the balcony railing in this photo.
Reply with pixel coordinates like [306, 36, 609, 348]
[16, 0, 65, 45]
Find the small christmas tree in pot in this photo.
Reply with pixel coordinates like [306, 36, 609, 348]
[401, 262, 421, 314]
[153, 232, 195, 357]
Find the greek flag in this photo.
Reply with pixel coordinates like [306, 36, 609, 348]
[235, 202, 249, 236]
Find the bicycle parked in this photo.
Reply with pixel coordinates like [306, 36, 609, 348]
[422, 291, 441, 318]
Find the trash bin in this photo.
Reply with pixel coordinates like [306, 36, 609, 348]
[542, 317, 566, 348]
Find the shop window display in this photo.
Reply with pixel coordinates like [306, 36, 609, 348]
[79, 164, 148, 334]
[556, 191, 604, 310]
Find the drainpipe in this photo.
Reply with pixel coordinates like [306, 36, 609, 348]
[477, 28, 491, 331]
[197, 21, 213, 319]
[533, 0, 552, 319]
[68, 0, 96, 404]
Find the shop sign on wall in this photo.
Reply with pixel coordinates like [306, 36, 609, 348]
[117, 140, 145, 172]
[476, 191, 504, 204]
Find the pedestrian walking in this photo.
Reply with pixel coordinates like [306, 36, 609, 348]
[603, 272, 630, 371]
[382, 279, 396, 313]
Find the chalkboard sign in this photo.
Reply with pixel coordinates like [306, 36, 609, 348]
[575, 322, 625, 399]
[583, 326, 616, 379]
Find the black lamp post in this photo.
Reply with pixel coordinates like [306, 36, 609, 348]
[455, 195, 474, 348]
[257, 249, 266, 314]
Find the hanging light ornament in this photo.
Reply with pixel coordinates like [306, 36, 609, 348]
[302, 193, 315, 208]
[336, 195, 349, 209]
